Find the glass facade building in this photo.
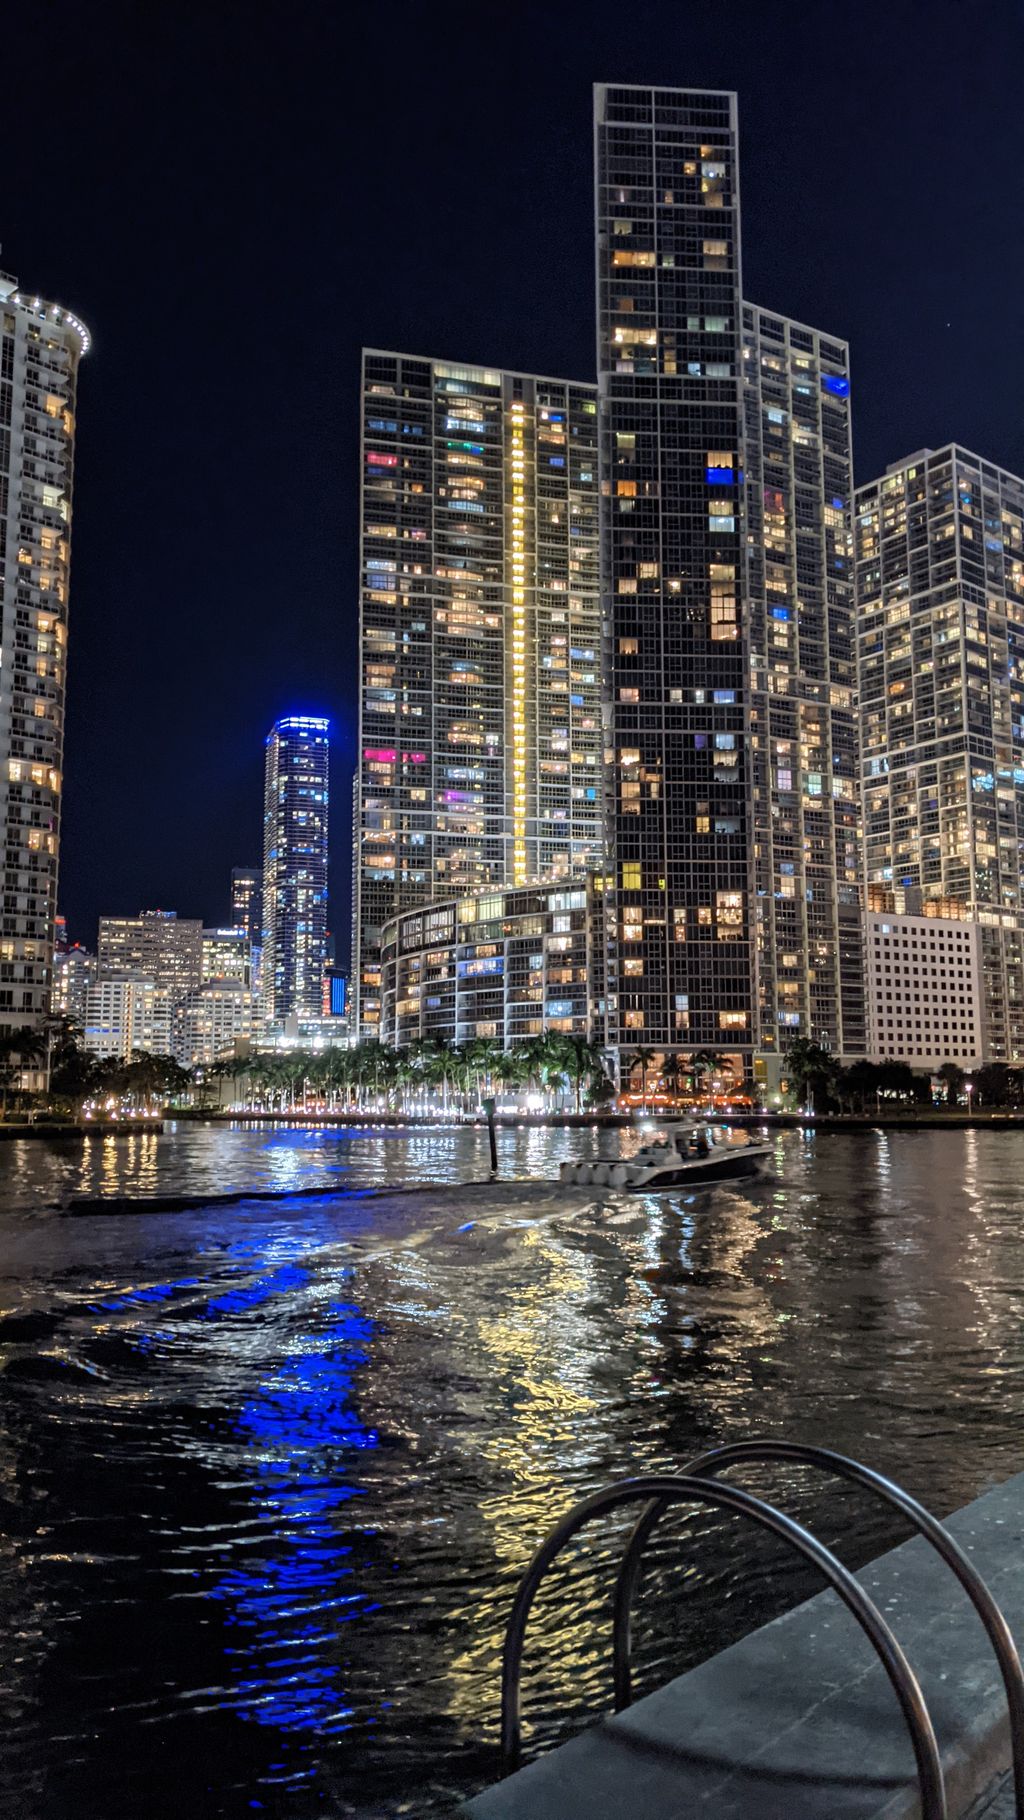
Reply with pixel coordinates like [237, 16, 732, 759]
[354, 353, 601, 1038]
[380, 876, 605, 1051]
[261, 715, 329, 1030]
[743, 307, 863, 1061]
[855, 444, 1024, 1059]
[597, 84, 750, 1062]
[595, 84, 862, 1076]
[0, 269, 88, 1057]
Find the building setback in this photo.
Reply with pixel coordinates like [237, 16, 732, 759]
[856, 445, 1024, 1061]
[354, 353, 601, 1039]
[0, 270, 88, 1059]
[261, 715, 329, 1030]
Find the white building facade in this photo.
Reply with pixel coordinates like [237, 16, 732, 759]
[864, 910, 984, 1073]
[84, 976, 172, 1061]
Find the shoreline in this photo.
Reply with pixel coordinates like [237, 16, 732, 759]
[171, 1109, 1024, 1133]
[0, 1119, 164, 1142]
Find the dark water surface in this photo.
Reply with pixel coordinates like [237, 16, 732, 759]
[2, 1121, 1023, 1817]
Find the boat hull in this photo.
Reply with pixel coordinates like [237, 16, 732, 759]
[626, 1148, 770, 1191]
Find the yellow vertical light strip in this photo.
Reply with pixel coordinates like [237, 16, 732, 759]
[510, 402, 528, 883]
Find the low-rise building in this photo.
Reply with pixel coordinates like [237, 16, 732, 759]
[864, 910, 984, 1073]
[381, 878, 606, 1050]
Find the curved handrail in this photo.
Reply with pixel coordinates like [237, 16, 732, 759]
[501, 1471, 946, 1818]
[612, 1441, 1024, 1820]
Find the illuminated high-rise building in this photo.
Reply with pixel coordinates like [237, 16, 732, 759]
[51, 935, 95, 1028]
[0, 268, 89, 1060]
[230, 866, 262, 945]
[595, 83, 862, 1081]
[742, 307, 864, 1065]
[855, 444, 1024, 1060]
[261, 715, 329, 1030]
[353, 353, 601, 1038]
[98, 909, 202, 999]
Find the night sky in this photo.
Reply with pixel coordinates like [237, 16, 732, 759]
[6, 0, 1023, 959]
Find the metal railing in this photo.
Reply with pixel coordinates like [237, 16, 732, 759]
[500, 1471, 947, 1819]
[611, 1442, 1024, 1820]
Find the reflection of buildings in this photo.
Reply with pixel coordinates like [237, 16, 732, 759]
[856, 445, 1024, 1063]
[380, 876, 604, 1048]
[0, 269, 89, 1060]
[354, 354, 601, 1040]
[262, 716, 330, 1034]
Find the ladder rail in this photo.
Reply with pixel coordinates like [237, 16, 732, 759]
[611, 1441, 1024, 1820]
[500, 1470, 946, 1819]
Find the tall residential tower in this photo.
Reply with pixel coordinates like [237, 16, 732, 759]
[595, 83, 862, 1079]
[0, 270, 88, 1053]
[353, 354, 601, 1038]
[856, 444, 1024, 1060]
[261, 715, 329, 1031]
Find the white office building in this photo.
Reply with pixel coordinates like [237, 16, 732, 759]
[864, 911, 984, 1073]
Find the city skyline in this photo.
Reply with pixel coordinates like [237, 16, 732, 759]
[7, 2, 1023, 948]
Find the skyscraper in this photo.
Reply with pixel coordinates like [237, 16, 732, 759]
[742, 307, 864, 1065]
[353, 353, 601, 1038]
[230, 866, 263, 945]
[855, 444, 1024, 1059]
[0, 268, 89, 1057]
[261, 715, 329, 1030]
[597, 84, 749, 1064]
[595, 83, 861, 1081]
[97, 909, 203, 999]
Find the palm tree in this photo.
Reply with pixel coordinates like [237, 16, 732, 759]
[492, 1047, 527, 1101]
[937, 1061, 965, 1110]
[687, 1049, 729, 1109]
[626, 1046, 657, 1113]
[0, 1025, 47, 1117]
[554, 1033, 608, 1114]
[462, 1036, 504, 1110]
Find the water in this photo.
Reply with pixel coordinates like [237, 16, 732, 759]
[2, 1120, 1023, 1817]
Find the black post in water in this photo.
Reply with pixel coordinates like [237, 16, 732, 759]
[482, 1096, 498, 1175]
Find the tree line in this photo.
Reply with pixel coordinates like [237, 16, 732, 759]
[783, 1038, 1022, 1111]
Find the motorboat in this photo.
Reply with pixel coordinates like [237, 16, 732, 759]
[558, 1122, 772, 1192]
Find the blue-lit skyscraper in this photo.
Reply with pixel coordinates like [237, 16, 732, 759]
[261, 716, 330, 1030]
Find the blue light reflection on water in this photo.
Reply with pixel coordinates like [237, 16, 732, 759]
[210, 1270, 382, 1738]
